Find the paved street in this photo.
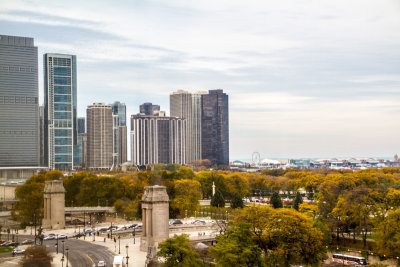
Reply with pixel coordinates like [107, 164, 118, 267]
[44, 238, 115, 267]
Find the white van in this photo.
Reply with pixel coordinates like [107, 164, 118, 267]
[113, 256, 124, 267]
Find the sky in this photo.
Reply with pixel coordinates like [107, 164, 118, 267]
[1, 0, 400, 160]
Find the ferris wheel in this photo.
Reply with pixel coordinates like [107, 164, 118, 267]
[252, 152, 261, 165]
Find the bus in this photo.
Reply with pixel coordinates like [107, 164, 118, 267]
[332, 254, 367, 266]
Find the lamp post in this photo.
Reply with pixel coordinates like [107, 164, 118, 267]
[118, 235, 121, 254]
[62, 240, 65, 257]
[56, 235, 59, 254]
[125, 244, 129, 267]
[61, 256, 64, 267]
[66, 248, 69, 267]
[133, 228, 136, 244]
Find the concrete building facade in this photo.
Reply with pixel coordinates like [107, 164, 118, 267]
[86, 103, 113, 169]
[130, 114, 186, 165]
[0, 35, 40, 167]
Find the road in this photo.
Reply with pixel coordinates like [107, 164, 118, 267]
[10, 235, 115, 267]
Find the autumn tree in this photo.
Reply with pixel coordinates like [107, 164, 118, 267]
[209, 222, 264, 267]
[376, 208, 400, 257]
[157, 234, 204, 267]
[171, 179, 202, 217]
[21, 246, 53, 267]
[211, 190, 225, 208]
[270, 191, 282, 209]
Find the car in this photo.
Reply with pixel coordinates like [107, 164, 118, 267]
[127, 224, 137, 229]
[97, 227, 108, 232]
[44, 234, 56, 240]
[12, 248, 25, 254]
[21, 239, 34, 245]
[0, 241, 12, 247]
[97, 260, 106, 266]
[57, 234, 68, 239]
[192, 220, 206, 225]
[116, 226, 127, 231]
[134, 224, 142, 229]
[72, 232, 84, 238]
[170, 219, 183, 225]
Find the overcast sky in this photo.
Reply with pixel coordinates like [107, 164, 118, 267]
[1, 0, 399, 160]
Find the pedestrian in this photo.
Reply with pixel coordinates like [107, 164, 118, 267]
[104, 237, 106, 242]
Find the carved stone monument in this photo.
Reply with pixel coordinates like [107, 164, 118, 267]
[140, 185, 169, 252]
[42, 180, 65, 229]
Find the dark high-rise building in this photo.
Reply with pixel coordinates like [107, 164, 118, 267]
[130, 114, 186, 165]
[201, 89, 229, 166]
[44, 53, 78, 169]
[0, 35, 39, 167]
[140, 102, 160, 115]
[77, 117, 85, 134]
[39, 106, 45, 166]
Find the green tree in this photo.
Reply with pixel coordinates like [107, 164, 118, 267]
[293, 191, 303, 210]
[171, 179, 202, 217]
[157, 234, 203, 267]
[270, 191, 283, 209]
[12, 182, 44, 228]
[21, 245, 53, 267]
[211, 190, 225, 208]
[231, 192, 244, 209]
[209, 222, 264, 267]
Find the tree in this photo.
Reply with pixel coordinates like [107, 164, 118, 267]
[209, 223, 264, 267]
[21, 245, 53, 267]
[171, 179, 202, 217]
[211, 190, 225, 208]
[231, 192, 244, 209]
[376, 208, 400, 257]
[12, 182, 44, 228]
[293, 191, 303, 210]
[157, 234, 204, 267]
[270, 191, 283, 209]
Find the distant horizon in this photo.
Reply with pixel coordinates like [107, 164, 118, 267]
[232, 155, 397, 162]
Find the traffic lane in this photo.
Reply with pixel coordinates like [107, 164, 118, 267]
[44, 238, 115, 267]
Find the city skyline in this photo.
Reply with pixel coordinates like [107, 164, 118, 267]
[1, 0, 399, 159]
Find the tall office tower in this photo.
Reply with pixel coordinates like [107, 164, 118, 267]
[111, 101, 127, 165]
[140, 102, 160, 115]
[39, 106, 45, 166]
[44, 53, 77, 170]
[201, 89, 229, 166]
[0, 35, 39, 167]
[111, 101, 126, 126]
[130, 114, 186, 165]
[86, 103, 113, 169]
[77, 117, 85, 134]
[112, 114, 119, 168]
[77, 133, 87, 167]
[170, 90, 206, 163]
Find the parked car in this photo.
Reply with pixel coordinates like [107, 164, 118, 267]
[127, 224, 137, 229]
[97, 260, 106, 266]
[21, 239, 34, 245]
[57, 234, 68, 239]
[12, 248, 25, 254]
[44, 234, 56, 240]
[116, 226, 127, 231]
[72, 232, 84, 238]
[97, 227, 108, 232]
[192, 220, 206, 225]
[170, 219, 183, 225]
[0, 241, 12, 247]
[134, 224, 142, 229]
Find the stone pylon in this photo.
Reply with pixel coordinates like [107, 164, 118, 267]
[140, 185, 169, 252]
[42, 180, 65, 229]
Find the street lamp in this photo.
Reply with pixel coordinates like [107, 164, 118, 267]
[118, 235, 121, 254]
[66, 248, 69, 267]
[56, 235, 59, 254]
[61, 256, 64, 267]
[62, 240, 65, 257]
[125, 244, 129, 267]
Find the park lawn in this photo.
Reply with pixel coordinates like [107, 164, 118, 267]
[0, 246, 13, 253]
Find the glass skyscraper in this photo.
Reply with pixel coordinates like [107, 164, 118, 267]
[44, 54, 77, 169]
[0, 35, 39, 167]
